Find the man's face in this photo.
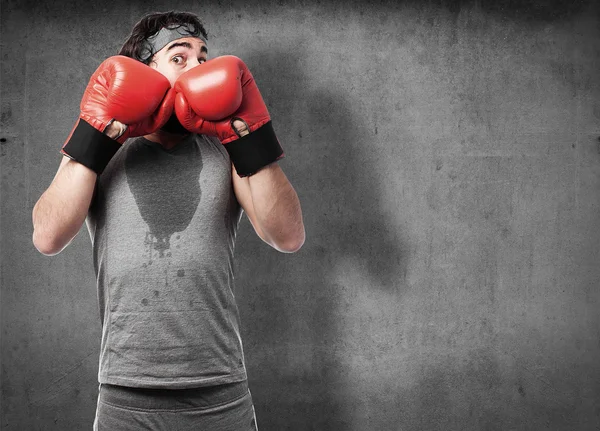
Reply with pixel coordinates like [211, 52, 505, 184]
[150, 37, 208, 86]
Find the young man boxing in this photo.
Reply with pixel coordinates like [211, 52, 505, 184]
[32, 10, 304, 430]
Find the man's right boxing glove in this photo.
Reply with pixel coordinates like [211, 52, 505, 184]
[61, 55, 175, 174]
[173, 55, 284, 177]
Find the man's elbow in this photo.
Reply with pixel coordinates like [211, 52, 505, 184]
[276, 230, 305, 254]
[32, 230, 66, 256]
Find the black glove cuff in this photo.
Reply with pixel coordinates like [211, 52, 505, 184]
[225, 121, 285, 177]
[60, 119, 121, 175]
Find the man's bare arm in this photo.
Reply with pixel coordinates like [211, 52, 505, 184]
[32, 156, 97, 256]
[31, 122, 124, 256]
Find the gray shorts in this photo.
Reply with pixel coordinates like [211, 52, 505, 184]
[93, 381, 258, 431]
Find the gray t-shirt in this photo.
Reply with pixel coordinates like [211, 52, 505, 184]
[85, 134, 246, 389]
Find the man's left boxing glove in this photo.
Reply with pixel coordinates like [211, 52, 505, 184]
[61, 55, 175, 174]
[173, 55, 284, 177]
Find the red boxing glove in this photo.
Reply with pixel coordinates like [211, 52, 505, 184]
[174, 55, 284, 177]
[61, 55, 175, 174]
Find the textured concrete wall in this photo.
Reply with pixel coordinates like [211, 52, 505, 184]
[2, 0, 599, 430]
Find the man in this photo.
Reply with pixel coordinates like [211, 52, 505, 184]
[31, 10, 305, 430]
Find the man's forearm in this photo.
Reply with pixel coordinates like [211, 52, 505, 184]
[246, 163, 305, 252]
[32, 159, 97, 255]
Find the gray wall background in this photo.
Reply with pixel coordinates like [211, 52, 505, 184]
[2, 0, 599, 430]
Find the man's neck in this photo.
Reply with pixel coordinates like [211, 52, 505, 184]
[144, 130, 191, 150]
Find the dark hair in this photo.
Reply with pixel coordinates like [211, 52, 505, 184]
[119, 11, 208, 65]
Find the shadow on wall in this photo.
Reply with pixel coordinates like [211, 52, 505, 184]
[232, 1, 594, 429]
[234, 43, 409, 429]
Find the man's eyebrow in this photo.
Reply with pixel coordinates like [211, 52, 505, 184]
[166, 41, 208, 54]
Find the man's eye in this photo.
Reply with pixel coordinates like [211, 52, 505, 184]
[198, 58, 206, 64]
[172, 55, 184, 64]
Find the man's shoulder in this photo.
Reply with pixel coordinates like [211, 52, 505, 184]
[197, 134, 222, 148]
[196, 134, 230, 161]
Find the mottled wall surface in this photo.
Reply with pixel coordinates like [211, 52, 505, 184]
[2, 0, 599, 430]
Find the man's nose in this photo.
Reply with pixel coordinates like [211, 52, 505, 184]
[185, 57, 201, 72]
